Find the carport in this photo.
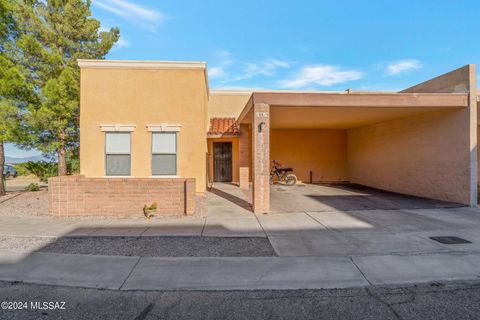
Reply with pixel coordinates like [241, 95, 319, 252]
[236, 65, 477, 214]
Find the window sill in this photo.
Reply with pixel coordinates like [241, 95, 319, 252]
[149, 175, 180, 178]
[101, 176, 135, 178]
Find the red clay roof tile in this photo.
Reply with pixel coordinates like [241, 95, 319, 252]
[208, 118, 240, 136]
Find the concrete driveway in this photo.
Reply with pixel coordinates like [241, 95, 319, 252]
[270, 183, 461, 213]
[206, 183, 479, 257]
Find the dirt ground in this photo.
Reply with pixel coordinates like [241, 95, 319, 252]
[0, 175, 49, 217]
[5, 175, 47, 192]
[0, 190, 49, 217]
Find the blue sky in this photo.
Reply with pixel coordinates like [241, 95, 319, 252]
[7, 0, 480, 158]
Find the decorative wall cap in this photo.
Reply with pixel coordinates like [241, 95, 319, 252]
[147, 124, 182, 132]
[100, 124, 136, 132]
[78, 59, 206, 70]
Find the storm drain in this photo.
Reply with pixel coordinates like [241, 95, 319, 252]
[429, 236, 472, 244]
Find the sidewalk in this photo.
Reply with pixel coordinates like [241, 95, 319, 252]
[0, 205, 480, 290]
[0, 250, 480, 290]
[2, 207, 480, 258]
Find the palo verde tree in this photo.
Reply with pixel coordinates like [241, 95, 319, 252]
[0, 0, 36, 195]
[14, 0, 119, 175]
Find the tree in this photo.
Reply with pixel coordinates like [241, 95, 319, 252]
[14, 0, 119, 175]
[0, 0, 36, 195]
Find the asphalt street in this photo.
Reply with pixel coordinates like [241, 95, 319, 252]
[0, 280, 479, 319]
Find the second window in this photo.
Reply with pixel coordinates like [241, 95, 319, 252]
[152, 132, 177, 175]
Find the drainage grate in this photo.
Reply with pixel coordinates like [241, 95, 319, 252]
[429, 236, 472, 244]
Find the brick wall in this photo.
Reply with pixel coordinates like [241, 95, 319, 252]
[49, 176, 196, 217]
[252, 103, 270, 213]
[239, 124, 250, 190]
[347, 109, 470, 205]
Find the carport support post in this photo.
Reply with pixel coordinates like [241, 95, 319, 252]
[252, 103, 270, 214]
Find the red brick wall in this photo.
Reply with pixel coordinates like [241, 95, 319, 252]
[239, 124, 250, 190]
[49, 176, 196, 217]
[252, 103, 270, 213]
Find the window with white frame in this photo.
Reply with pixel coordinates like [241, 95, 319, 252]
[105, 132, 131, 176]
[152, 132, 177, 175]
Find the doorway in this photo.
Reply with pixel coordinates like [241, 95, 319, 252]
[213, 142, 232, 182]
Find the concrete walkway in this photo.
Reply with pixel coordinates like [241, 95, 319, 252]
[1, 250, 480, 290]
[0, 205, 480, 290]
[1, 182, 480, 290]
[2, 207, 480, 258]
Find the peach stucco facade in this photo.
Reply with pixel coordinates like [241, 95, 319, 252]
[271, 129, 348, 183]
[79, 60, 209, 193]
[74, 59, 478, 216]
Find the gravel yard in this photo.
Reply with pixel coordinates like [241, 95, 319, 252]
[0, 190, 49, 217]
[0, 236, 276, 257]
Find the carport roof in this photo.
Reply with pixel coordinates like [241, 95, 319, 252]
[237, 91, 468, 129]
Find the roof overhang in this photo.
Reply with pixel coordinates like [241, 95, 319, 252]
[237, 91, 468, 130]
[251, 92, 468, 108]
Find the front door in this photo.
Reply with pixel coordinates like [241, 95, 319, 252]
[213, 142, 232, 182]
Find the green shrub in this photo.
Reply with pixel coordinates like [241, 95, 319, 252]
[13, 163, 29, 176]
[22, 161, 58, 183]
[26, 183, 40, 192]
[13, 157, 79, 181]
[67, 158, 80, 174]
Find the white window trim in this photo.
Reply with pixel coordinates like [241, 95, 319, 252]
[100, 124, 136, 132]
[147, 124, 182, 132]
[105, 132, 132, 177]
[151, 132, 178, 176]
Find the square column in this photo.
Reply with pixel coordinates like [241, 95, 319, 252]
[239, 124, 250, 190]
[252, 103, 270, 213]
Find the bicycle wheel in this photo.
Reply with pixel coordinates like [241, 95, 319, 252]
[284, 174, 297, 186]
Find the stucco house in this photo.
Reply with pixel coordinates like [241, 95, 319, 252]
[48, 60, 478, 217]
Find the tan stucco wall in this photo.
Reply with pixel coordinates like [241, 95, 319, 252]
[401, 64, 476, 205]
[207, 137, 239, 183]
[270, 129, 347, 182]
[208, 91, 252, 119]
[478, 124, 480, 182]
[80, 67, 209, 193]
[347, 110, 471, 205]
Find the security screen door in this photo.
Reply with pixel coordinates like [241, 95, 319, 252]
[213, 142, 232, 182]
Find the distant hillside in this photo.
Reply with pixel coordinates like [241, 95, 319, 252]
[5, 155, 47, 164]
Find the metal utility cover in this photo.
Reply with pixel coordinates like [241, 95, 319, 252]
[429, 236, 472, 244]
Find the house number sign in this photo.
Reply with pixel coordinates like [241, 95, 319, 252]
[255, 112, 269, 118]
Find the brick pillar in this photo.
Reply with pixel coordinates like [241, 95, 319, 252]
[239, 124, 250, 190]
[252, 103, 270, 214]
[184, 179, 196, 215]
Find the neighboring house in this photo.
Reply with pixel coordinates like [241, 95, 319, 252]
[49, 60, 478, 217]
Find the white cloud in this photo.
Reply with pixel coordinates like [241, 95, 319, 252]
[209, 66, 226, 79]
[280, 65, 364, 88]
[208, 50, 233, 79]
[114, 36, 130, 49]
[208, 51, 290, 82]
[234, 59, 290, 81]
[386, 59, 422, 75]
[92, 0, 165, 32]
[215, 50, 233, 64]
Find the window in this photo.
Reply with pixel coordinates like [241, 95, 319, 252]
[105, 132, 131, 176]
[152, 132, 176, 175]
